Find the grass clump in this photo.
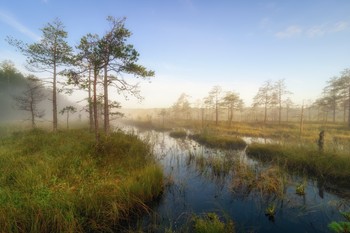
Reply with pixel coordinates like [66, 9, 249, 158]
[169, 130, 187, 138]
[0, 128, 164, 233]
[192, 212, 235, 233]
[190, 133, 246, 150]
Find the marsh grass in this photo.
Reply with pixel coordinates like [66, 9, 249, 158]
[192, 212, 235, 233]
[247, 143, 350, 187]
[169, 130, 187, 138]
[189, 133, 246, 150]
[231, 163, 287, 198]
[0, 128, 163, 232]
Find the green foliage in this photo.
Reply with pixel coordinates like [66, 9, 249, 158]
[328, 221, 350, 233]
[192, 213, 235, 233]
[0, 129, 163, 232]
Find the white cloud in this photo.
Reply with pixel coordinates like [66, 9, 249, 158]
[275, 25, 302, 38]
[276, 21, 349, 39]
[0, 10, 40, 41]
[306, 26, 326, 38]
[332, 21, 348, 32]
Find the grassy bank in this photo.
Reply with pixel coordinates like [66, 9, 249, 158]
[189, 133, 247, 150]
[247, 143, 350, 187]
[0, 128, 163, 232]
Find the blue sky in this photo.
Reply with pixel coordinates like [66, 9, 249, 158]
[1, 0, 350, 108]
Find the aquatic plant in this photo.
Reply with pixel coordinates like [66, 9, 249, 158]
[328, 221, 350, 233]
[192, 212, 235, 233]
[296, 183, 305, 195]
[232, 164, 287, 198]
[265, 204, 276, 221]
[328, 211, 350, 233]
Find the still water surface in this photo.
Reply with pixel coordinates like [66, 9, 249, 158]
[123, 127, 350, 232]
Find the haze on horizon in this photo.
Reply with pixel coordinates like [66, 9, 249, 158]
[1, 0, 350, 109]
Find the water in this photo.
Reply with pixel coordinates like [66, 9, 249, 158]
[121, 126, 350, 232]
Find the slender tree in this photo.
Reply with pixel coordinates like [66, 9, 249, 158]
[99, 16, 155, 134]
[172, 93, 191, 119]
[60, 106, 77, 129]
[222, 91, 243, 127]
[334, 69, 350, 127]
[76, 33, 104, 142]
[274, 79, 292, 124]
[14, 75, 46, 128]
[8, 18, 72, 131]
[252, 80, 276, 123]
[205, 86, 222, 125]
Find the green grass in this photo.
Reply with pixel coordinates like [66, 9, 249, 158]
[0, 128, 164, 232]
[247, 143, 350, 187]
[189, 133, 246, 150]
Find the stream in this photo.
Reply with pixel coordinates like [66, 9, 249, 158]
[122, 127, 350, 232]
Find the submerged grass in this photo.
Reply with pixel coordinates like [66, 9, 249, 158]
[0, 128, 163, 233]
[247, 143, 350, 187]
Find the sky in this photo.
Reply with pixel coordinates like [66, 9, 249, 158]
[1, 0, 350, 108]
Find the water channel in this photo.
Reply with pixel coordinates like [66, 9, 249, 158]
[122, 126, 350, 232]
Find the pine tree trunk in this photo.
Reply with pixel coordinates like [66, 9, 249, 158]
[93, 68, 100, 143]
[53, 62, 58, 131]
[88, 67, 94, 132]
[348, 86, 350, 128]
[103, 64, 109, 134]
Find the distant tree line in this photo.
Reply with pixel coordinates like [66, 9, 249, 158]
[166, 74, 350, 128]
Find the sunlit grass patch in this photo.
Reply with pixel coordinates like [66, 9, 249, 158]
[0, 128, 164, 232]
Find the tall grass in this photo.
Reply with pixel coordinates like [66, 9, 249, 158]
[0, 128, 163, 232]
[247, 143, 350, 187]
[189, 132, 246, 150]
